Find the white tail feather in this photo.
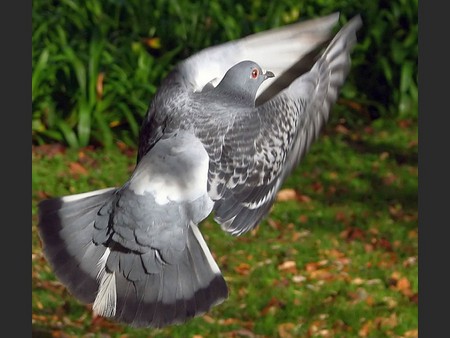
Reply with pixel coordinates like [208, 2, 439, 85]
[93, 248, 117, 317]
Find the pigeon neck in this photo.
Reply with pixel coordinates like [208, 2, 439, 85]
[213, 82, 256, 107]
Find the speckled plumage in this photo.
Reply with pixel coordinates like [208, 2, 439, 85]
[38, 13, 362, 328]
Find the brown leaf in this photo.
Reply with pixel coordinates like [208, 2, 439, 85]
[389, 203, 404, 219]
[398, 119, 413, 128]
[278, 322, 296, 338]
[218, 318, 241, 325]
[298, 214, 308, 224]
[261, 297, 284, 316]
[33, 144, 66, 157]
[372, 236, 393, 251]
[340, 227, 365, 241]
[276, 188, 298, 201]
[292, 275, 306, 283]
[69, 162, 88, 176]
[202, 315, 216, 324]
[388, 273, 414, 298]
[278, 260, 297, 273]
[409, 292, 418, 304]
[383, 172, 397, 186]
[309, 269, 333, 281]
[36, 190, 51, 199]
[358, 321, 374, 337]
[222, 329, 256, 338]
[305, 260, 328, 272]
[292, 229, 310, 240]
[297, 193, 311, 203]
[335, 211, 349, 223]
[311, 182, 324, 193]
[404, 329, 418, 337]
[379, 152, 390, 160]
[378, 313, 398, 328]
[335, 124, 350, 134]
[308, 319, 327, 336]
[396, 277, 413, 297]
[234, 263, 251, 275]
[267, 218, 281, 230]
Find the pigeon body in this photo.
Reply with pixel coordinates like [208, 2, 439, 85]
[38, 13, 362, 328]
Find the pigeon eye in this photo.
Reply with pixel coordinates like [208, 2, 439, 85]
[251, 68, 259, 79]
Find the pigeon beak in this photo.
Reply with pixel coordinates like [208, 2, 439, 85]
[264, 70, 275, 80]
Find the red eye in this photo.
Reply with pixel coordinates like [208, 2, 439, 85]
[251, 68, 258, 79]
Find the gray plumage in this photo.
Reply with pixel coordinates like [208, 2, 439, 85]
[38, 13, 362, 328]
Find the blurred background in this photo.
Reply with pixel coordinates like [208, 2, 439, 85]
[32, 0, 417, 148]
[32, 0, 418, 337]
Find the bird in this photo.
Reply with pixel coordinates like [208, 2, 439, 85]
[37, 12, 362, 328]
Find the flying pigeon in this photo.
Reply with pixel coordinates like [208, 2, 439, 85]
[38, 13, 362, 328]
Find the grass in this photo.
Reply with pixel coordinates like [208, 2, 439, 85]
[32, 109, 418, 337]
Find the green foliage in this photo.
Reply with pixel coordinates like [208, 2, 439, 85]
[32, 0, 418, 148]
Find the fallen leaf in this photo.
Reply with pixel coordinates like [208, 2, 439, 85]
[261, 297, 284, 316]
[341, 227, 365, 241]
[311, 182, 324, 193]
[292, 229, 310, 240]
[378, 313, 398, 328]
[335, 124, 350, 134]
[398, 119, 413, 128]
[309, 269, 333, 281]
[69, 162, 88, 176]
[222, 329, 256, 338]
[292, 275, 306, 283]
[383, 172, 397, 186]
[218, 318, 241, 325]
[308, 319, 327, 336]
[403, 329, 418, 337]
[358, 320, 373, 337]
[278, 322, 296, 338]
[234, 263, 251, 275]
[276, 188, 298, 201]
[278, 260, 297, 273]
[33, 144, 66, 157]
[298, 215, 308, 224]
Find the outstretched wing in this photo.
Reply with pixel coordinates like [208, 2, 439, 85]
[208, 16, 362, 236]
[138, 13, 340, 161]
[178, 13, 340, 97]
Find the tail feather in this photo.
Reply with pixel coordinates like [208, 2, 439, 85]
[112, 223, 228, 328]
[38, 188, 228, 328]
[37, 188, 117, 303]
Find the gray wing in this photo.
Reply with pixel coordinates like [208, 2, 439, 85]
[178, 13, 340, 98]
[208, 16, 362, 236]
[138, 13, 340, 162]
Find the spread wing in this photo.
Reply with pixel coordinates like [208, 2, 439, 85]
[178, 13, 340, 97]
[206, 16, 362, 235]
[138, 13, 340, 162]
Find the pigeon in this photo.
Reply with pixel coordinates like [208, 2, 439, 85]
[38, 13, 362, 328]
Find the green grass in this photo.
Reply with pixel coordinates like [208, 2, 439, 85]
[32, 111, 417, 337]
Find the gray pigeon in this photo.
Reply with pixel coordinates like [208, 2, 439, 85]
[38, 13, 362, 328]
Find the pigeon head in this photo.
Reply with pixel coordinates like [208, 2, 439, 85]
[214, 60, 274, 106]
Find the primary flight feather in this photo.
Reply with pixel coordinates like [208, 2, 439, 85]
[38, 13, 362, 328]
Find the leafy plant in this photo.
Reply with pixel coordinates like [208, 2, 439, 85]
[32, 0, 418, 148]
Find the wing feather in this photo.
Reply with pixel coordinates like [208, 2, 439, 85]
[209, 16, 362, 235]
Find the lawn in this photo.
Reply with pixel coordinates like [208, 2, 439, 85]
[32, 110, 418, 337]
